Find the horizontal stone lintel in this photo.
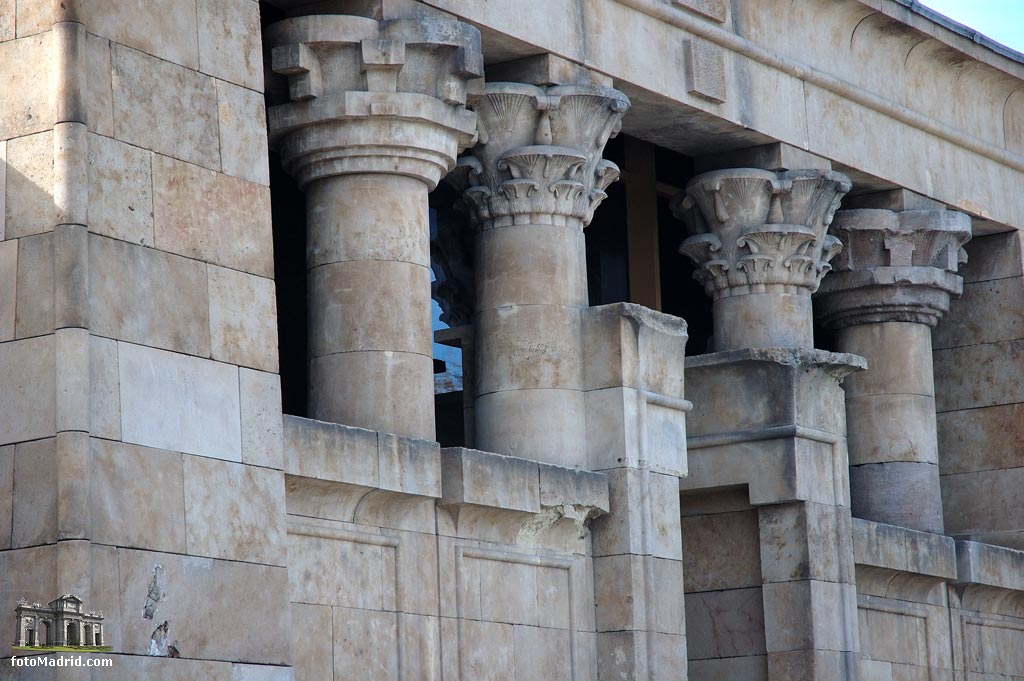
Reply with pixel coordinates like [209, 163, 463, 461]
[852, 518, 956, 579]
[956, 539, 1024, 591]
[283, 414, 441, 499]
[441, 446, 609, 515]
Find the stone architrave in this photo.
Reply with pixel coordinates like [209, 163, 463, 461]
[816, 208, 971, 533]
[448, 83, 629, 467]
[265, 15, 482, 440]
[672, 168, 851, 350]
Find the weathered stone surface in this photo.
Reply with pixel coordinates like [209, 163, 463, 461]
[153, 154, 273, 277]
[683, 510, 762, 592]
[333, 607, 399, 681]
[198, 0, 263, 91]
[851, 462, 944, 536]
[183, 455, 286, 566]
[240, 368, 284, 470]
[959, 230, 1023, 284]
[87, 131, 153, 245]
[0, 34, 52, 140]
[284, 415, 379, 488]
[934, 276, 1024, 350]
[0, 335, 54, 445]
[86, 33, 114, 136]
[14, 231, 52, 338]
[90, 234, 211, 356]
[217, 79, 269, 185]
[441, 447, 541, 513]
[116, 548, 289, 663]
[290, 603, 332, 681]
[6, 131, 54, 239]
[11, 437, 55, 547]
[0, 239, 16, 341]
[934, 339, 1024, 413]
[686, 587, 766, 659]
[208, 265, 278, 372]
[0, 445, 11, 550]
[943, 466, 1024, 550]
[89, 333, 121, 440]
[112, 45, 219, 170]
[87, 0, 199, 68]
[89, 438, 186, 554]
[119, 341, 241, 461]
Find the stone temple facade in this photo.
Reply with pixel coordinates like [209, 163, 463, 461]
[0, 0, 1023, 679]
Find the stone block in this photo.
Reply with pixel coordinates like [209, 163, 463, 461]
[585, 386, 640, 470]
[239, 368, 284, 469]
[649, 557, 686, 635]
[440, 447, 540, 512]
[290, 603, 332, 681]
[232, 664, 294, 681]
[0, 2, 10, 41]
[198, 0, 262, 91]
[943, 467, 1024, 545]
[0, 445, 10, 549]
[284, 415, 379, 487]
[86, 0, 199, 69]
[474, 387, 587, 466]
[689, 655, 769, 681]
[14, 231, 52, 338]
[334, 608, 400, 680]
[594, 553, 645, 631]
[90, 234, 211, 356]
[859, 606, 929, 667]
[591, 468, 644, 558]
[846, 393, 939, 465]
[0, 34, 52, 140]
[115, 548, 289, 664]
[583, 303, 688, 394]
[378, 432, 441, 498]
[87, 131, 153, 245]
[759, 502, 851, 584]
[208, 265, 278, 372]
[513, 625, 571, 681]
[475, 304, 583, 393]
[460, 619, 514, 681]
[476, 224, 586, 311]
[0, 334, 55, 445]
[684, 37, 726, 103]
[183, 455, 286, 566]
[11, 437, 55, 547]
[89, 334, 121, 440]
[217, 79, 270, 185]
[288, 528, 395, 610]
[90, 438, 186, 553]
[934, 339, 1024, 413]
[956, 540, 1024, 592]
[86, 34, 114, 137]
[686, 587, 766, 659]
[596, 630, 648, 681]
[118, 341, 241, 461]
[683, 510, 762, 592]
[308, 259, 432, 358]
[537, 564, 571, 629]
[762, 580, 856, 653]
[0, 239, 14, 340]
[392, 529, 440, 616]
[153, 154, 274, 277]
[112, 44, 219, 170]
[6, 131, 54, 239]
[939, 403, 1024, 475]
[767, 649, 851, 681]
[959, 231, 1023, 283]
[539, 462, 609, 512]
[479, 556, 539, 626]
[936, 276, 1024, 351]
[851, 462, 943, 534]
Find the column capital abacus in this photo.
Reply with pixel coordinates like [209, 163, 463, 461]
[265, 14, 483, 189]
[815, 208, 972, 329]
[672, 167, 852, 300]
[447, 83, 630, 229]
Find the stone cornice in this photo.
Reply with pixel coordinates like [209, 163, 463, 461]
[815, 208, 971, 328]
[672, 168, 851, 299]
[447, 83, 630, 228]
[265, 14, 482, 188]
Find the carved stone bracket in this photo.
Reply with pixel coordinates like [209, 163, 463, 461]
[815, 208, 972, 328]
[673, 168, 851, 300]
[265, 14, 483, 188]
[447, 82, 630, 228]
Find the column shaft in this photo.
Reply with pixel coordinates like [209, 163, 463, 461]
[305, 175, 435, 439]
[713, 291, 813, 350]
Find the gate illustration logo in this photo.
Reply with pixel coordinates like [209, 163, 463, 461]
[13, 594, 113, 652]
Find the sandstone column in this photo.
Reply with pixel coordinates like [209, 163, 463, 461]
[816, 208, 971, 533]
[266, 15, 481, 440]
[674, 168, 851, 350]
[449, 83, 629, 466]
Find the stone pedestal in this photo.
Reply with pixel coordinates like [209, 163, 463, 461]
[449, 82, 629, 466]
[266, 15, 481, 440]
[673, 167, 851, 351]
[816, 208, 971, 533]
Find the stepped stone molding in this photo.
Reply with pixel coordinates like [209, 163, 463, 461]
[266, 14, 482, 188]
[674, 168, 851, 299]
[448, 83, 630, 229]
[816, 208, 973, 328]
